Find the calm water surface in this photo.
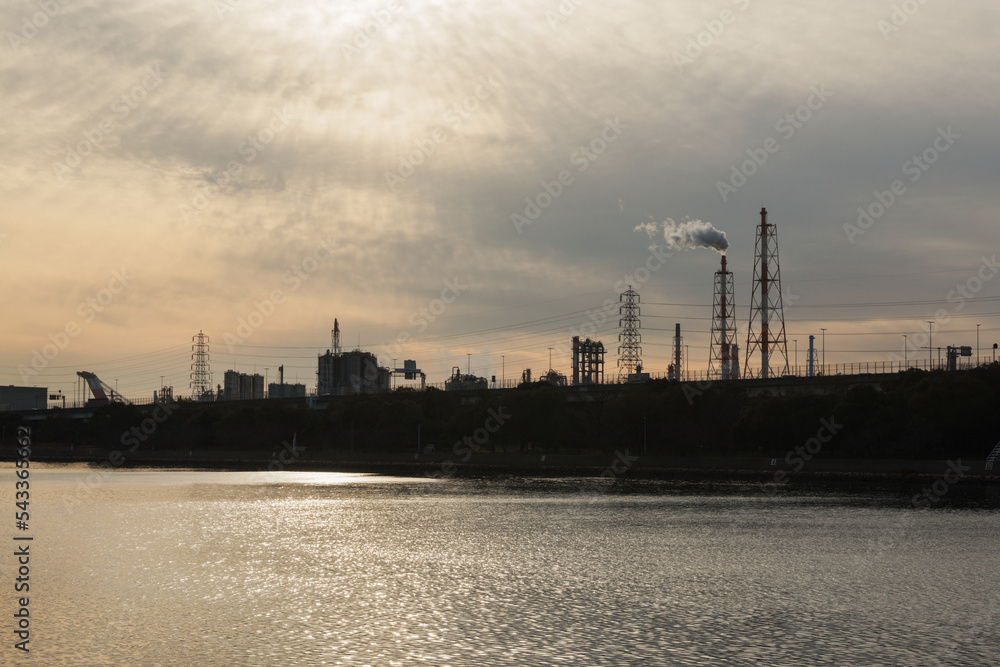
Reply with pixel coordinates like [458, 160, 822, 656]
[11, 465, 1000, 666]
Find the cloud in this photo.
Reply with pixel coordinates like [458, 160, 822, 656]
[1, 0, 999, 391]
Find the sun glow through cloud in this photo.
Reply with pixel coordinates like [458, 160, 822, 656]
[2, 0, 999, 396]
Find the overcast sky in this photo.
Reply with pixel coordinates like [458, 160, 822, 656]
[2, 0, 998, 399]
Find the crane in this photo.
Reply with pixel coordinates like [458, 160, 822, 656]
[77, 371, 131, 406]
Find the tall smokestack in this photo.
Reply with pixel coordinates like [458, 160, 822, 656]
[808, 335, 815, 377]
[719, 254, 728, 377]
[709, 252, 738, 381]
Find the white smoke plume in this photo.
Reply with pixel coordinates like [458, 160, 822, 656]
[635, 217, 729, 254]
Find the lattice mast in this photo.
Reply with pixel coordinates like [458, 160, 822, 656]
[744, 207, 789, 379]
[617, 286, 642, 381]
[708, 254, 739, 380]
[190, 330, 212, 396]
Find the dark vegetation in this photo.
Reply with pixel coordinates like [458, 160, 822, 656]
[7, 364, 1000, 461]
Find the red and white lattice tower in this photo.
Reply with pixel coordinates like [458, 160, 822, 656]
[708, 254, 739, 380]
[743, 207, 789, 379]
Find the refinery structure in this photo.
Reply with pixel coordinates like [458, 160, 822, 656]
[9, 205, 990, 411]
[317, 319, 390, 396]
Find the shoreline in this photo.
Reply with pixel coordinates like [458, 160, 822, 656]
[11, 450, 1000, 483]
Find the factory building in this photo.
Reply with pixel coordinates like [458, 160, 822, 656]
[317, 350, 390, 396]
[222, 371, 264, 401]
[445, 366, 488, 391]
[0, 386, 47, 411]
[267, 383, 307, 399]
[543, 369, 567, 386]
[316, 319, 390, 396]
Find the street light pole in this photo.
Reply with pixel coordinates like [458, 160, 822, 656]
[820, 328, 827, 373]
[977, 324, 980, 366]
[793, 340, 797, 374]
[903, 335, 907, 368]
[927, 321, 933, 369]
[502, 355, 505, 387]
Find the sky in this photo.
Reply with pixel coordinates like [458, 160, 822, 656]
[2, 0, 999, 401]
